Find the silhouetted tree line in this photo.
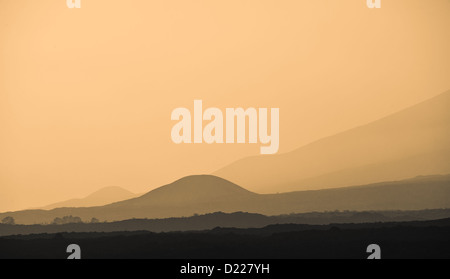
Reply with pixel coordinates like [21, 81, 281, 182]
[1, 223, 450, 259]
[1, 217, 15, 225]
[51, 216, 100, 225]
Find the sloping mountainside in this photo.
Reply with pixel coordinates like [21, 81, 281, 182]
[214, 90, 450, 193]
[40, 186, 138, 210]
[1, 174, 449, 225]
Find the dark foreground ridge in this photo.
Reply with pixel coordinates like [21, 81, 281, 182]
[1, 217, 450, 259]
[1, 209, 450, 237]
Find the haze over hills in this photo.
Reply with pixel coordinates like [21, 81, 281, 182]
[39, 186, 139, 210]
[1, 174, 449, 225]
[214, 90, 450, 193]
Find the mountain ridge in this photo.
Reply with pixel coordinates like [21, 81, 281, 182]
[1, 174, 449, 225]
[40, 186, 138, 210]
[214, 90, 450, 193]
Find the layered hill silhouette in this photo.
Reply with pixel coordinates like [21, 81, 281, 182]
[2, 210, 450, 237]
[2, 218, 450, 259]
[214, 90, 450, 193]
[1, 174, 449, 225]
[39, 186, 139, 210]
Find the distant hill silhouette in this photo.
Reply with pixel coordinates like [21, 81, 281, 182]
[121, 175, 257, 206]
[39, 186, 139, 210]
[0, 174, 449, 224]
[214, 90, 450, 193]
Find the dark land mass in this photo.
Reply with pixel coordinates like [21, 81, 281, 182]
[1, 209, 450, 237]
[1, 218, 450, 259]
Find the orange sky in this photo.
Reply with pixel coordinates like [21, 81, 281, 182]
[1, 0, 449, 212]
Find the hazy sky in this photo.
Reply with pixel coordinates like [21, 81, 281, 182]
[1, 0, 449, 212]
